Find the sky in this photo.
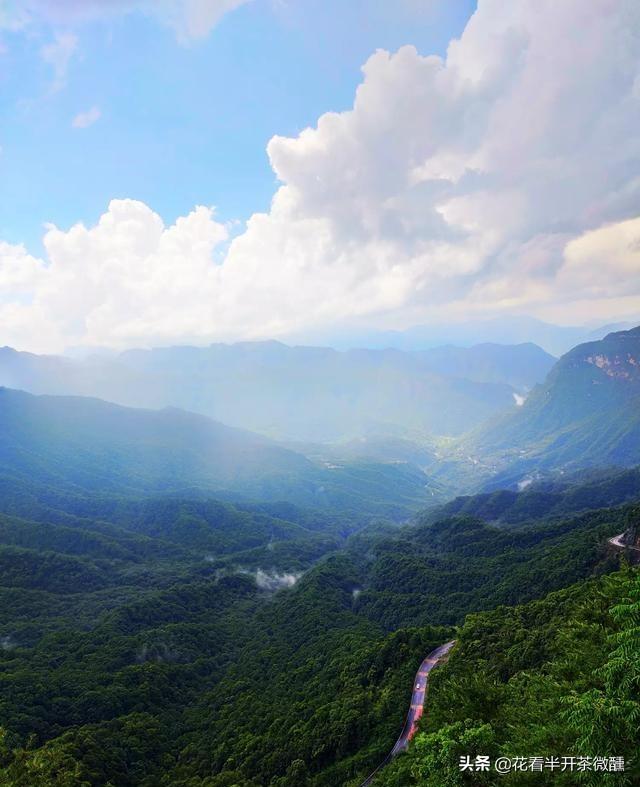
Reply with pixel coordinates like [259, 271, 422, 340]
[0, 0, 639, 353]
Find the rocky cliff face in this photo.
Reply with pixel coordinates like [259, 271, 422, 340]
[562, 325, 640, 385]
[584, 351, 640, 380]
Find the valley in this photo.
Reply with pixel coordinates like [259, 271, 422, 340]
[4, 4, 639, 785]
[0, 329, 638, 785]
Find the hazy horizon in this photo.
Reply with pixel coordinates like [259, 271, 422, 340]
[3, 312, 639, 361]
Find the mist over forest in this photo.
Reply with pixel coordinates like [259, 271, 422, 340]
[0, 324, 639, 785]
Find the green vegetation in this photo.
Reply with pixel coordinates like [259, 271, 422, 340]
[0, 465, 636, 786]
[0, 387, 441, 518]
[1, 348, 640, 786]
[430, 466, 640, 526]
[376, 566, 640, 785]
[439, 327, 640, 490]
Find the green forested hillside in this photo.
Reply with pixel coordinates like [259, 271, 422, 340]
[375, 566, 640, 786]
[0, 387, 442, 517]
[1, 3, 637, 787]
[0, 468, 636, 786]
[427, 466, 640, 527]
[454, 327, 640, 488]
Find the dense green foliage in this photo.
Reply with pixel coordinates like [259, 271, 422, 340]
[0, 464, 636, 786]
[375, 566, 640, 785]
[430, 466, 640, 526]
[352, 504, 626, 629]
[441, 327, 640, 490]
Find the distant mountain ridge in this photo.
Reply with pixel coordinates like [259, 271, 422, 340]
[296, 316, 637, 356]
[414, 342, 553, 390]
[3, 329, 636, 496]
[0, 387, 440, 516]
[0, 340, 555, 442]
[456, 326, 640, 487]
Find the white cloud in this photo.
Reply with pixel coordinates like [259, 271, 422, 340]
[1, 0, 640, 352]
[252, 569, 302, 591]
[72, 106, 101, 128]
[227, 0, 640, 329]
[155, 0, 251, 42]
[3, 0, 250, 41]
[558, 217, 640, 298]
[0, 200, 230, 352]
[40, 31, 77, 91]
[0, 241, 43, 295]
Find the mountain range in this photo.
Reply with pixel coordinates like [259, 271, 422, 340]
[0, 340, 555, 442]
[2, 328, 640, 498]
[447, 326, 640, 489]
[0, 327, 639, 786]
[292, 316, 638, 356]
[0, 387, 441, 517]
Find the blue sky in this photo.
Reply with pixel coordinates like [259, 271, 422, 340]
[0, 0, 638, 353]
[0, 0, 475, 252]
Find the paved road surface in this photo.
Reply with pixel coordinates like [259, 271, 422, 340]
[360, 640, 456, 786]
[608, 532, 640, 551]
[360, 530, 633, 785]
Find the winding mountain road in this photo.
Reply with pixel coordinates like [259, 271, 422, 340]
[608, 532, 640, 551]
[359, 530, 634, 785]
[360, 640, 456, 786]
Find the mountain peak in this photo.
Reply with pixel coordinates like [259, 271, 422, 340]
[567, 326, 640, 382]
[606, 324, 640, 339]
[463, 325, 640, 486]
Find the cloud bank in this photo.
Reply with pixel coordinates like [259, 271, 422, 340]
[1, 0, 639, 352]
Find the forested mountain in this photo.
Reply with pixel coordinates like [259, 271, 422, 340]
[8, 328, 639, 500]
[0, 386, 309, 493]
[375, 566, 640, 786]
[3, 0, 638, 784]
[0, 466, 636, 786]
[0, 387, 440, 516]
[446, 327, 640, 489]
[428, 466, 640, 527]
[0, 340, 553, 442]
[0, 334, 638, 786]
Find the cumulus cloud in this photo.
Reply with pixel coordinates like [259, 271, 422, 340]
[558, 217, 640, 299]
[1, 0, 640, 351]
[72, 106, 101, 128]
[0, 200, 231, 351]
